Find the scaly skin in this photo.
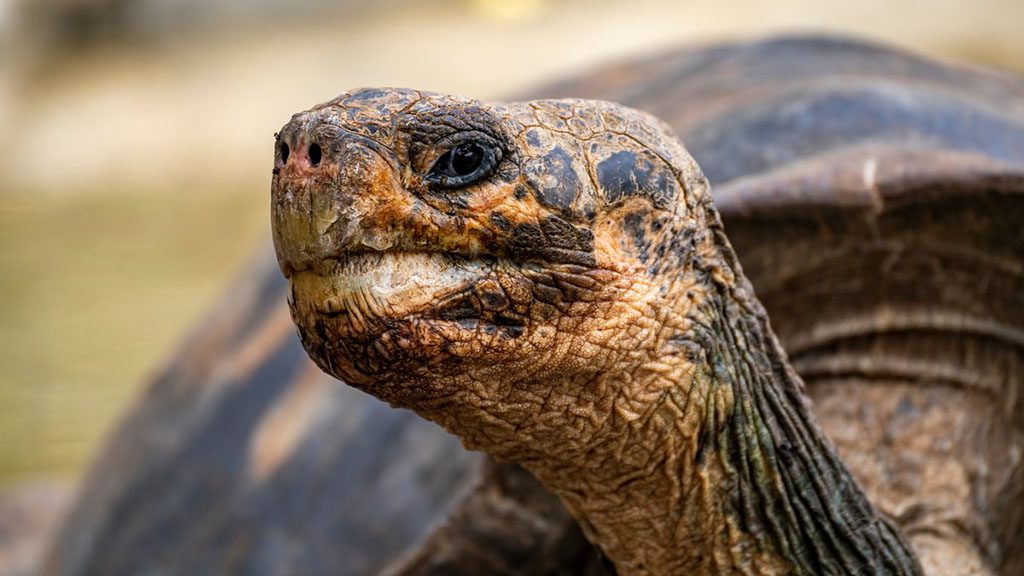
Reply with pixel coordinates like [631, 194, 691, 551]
[271, 88, 923, 575]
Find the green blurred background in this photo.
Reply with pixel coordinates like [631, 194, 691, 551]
[1, 0, 1022, 489]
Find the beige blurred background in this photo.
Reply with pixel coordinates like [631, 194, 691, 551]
[1, 0, 1022, 495]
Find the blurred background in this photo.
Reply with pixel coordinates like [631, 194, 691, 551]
[0, 0, 1023, 567]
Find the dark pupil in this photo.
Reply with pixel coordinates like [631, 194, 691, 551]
[450, 143, 484, 176]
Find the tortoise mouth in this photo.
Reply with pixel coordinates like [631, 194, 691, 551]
[291, 251, 492, 321]
[286, 249, 536, 356]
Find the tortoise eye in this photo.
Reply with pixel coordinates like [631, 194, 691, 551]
[448, 143, 484, 176]
[426, 136, 502, 189]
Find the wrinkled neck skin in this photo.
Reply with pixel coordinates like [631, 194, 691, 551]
[417, 200, 922, 576]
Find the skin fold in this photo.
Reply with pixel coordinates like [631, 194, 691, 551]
[271, 88, 923, 575]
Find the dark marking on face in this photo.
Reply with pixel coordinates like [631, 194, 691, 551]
[596, 150, 677, 209]
[524, 146, 583, 213]
[488, 311, 526, 338]
[597, 151, 642, 204]
[666, 229, 699, 264]
[489, 212, 512, 231]
[514, 185, 528, 200]
[480, 290, 509, 311]
[526, 129, 543, 148]
[511, 222, 545, 250]
[655, 243, 667, 260]
[622, 212, 651, 261]
[500, 325, 524, 339]
[532, 282, 563, 305]
[649, 171, 676, 208]
[541, 216, 595, 252]
[505, 220, 596, 267]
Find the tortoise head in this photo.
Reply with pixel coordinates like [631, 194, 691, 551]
[271, 88, 722, 454]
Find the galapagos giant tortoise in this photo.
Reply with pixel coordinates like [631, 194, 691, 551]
[45, 36, 1024, 575]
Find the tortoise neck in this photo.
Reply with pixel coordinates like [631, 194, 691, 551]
[528, 214, 923, 575]
[678, 267, 921, 575]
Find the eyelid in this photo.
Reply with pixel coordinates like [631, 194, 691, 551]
[424, 131, 504, 190]
[430, 131, 500, 157]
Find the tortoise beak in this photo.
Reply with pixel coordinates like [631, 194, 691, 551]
[270, 117, 401, 278]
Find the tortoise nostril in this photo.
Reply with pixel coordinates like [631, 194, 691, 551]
[309, 143, 322, 166]
[280, 142, 290, 164]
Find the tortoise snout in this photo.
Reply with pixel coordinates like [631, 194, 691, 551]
[270, 117, 402, 277]
[273, 139, 323, 174]
[274, 121, 328, 176]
